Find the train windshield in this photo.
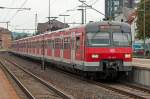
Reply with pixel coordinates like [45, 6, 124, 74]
[87, 32, 110, 46]
[113, 33, 131, 46]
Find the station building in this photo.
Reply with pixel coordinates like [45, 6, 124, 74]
[0, 27, 12, 49]
[37, 19, 69, 34]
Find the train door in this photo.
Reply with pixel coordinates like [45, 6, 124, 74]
[37, 39, 39, 56]
[52, 36, 54, 57]
[41, 35, 45, 57]
[44, 35, 48, 56]
[60, 32, 64, 61]
[71, 31, 75, 64]
[33, 38, 36, 55]
[75, 29, 84, 66]
[35, 38, 37, 55]
[63, 33, 71, 61]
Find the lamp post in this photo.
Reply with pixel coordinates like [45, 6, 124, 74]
[78, 0, 86, 24]
[78, 5, 92, 24]
[77, 9, 85, 24]
[59, 14, 70, 28]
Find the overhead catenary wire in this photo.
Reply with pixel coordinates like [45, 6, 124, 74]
[7, 0, 29, 22]
[79, 0, 106, 17]
[86, 0, 96, 4]
[89, 0, 99, 6]
[50, 0, 58, 7]
[57, 0, 100, 25]
[58, 5, 79, 16]
[2, 0, 16, 22]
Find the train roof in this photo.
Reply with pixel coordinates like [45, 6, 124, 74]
[13, 21, 130, 42]
[85, 21, 131, 33]
[85, 21, 130, 27]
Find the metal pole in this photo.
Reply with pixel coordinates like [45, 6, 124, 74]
[6, 22, 9, 29]
[82, 9, 84, 24]
[81, 0, 85, 24]
[35, 13, 37, 34]
[143, 0, 146, 55]
[59, 15, 70, 28]
[41, 35, 45, 70]
[78, 9, 84, 24]
[49, 0, 50, 24]
[84, 0, 86, 24]
[63, 16, 66, 28]
[48, 0, 51, 31]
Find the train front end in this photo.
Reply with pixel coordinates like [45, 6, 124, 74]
[84, 22, 132, 79]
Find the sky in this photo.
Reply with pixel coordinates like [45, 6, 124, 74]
[0, 0, 105, 33]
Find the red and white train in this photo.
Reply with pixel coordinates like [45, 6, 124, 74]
[11, 21, 132, 79]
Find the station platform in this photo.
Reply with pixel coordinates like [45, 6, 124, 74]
[0, 68, 19, 99]
[133, 58, 150, 69]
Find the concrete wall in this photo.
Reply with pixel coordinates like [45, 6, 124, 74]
[129, 67, 150, 86]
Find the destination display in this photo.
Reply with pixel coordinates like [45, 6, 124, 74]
[99, 25, 121, 32]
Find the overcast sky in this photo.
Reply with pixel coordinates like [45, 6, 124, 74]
[0, 0, 105, 33]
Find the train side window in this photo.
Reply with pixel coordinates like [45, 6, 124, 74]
[64, 38, 67, 49]
[64, 37, 70, 49]
[76, 36, 80, 49]
[52, 40, 55, 49]
[45, 40, 47, 48]
[68, 38, 70, 49]
[61, 38, 63, 49]
[71, 37, 75, 49]
[58, 38, 61, 49]
[48, 40, 51, 48]
[55, 38, 60, 49]
[36, 41, 38, 48]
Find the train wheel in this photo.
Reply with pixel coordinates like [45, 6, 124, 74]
[102, 69, 118, 80]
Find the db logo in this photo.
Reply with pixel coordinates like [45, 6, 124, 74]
[110, 49, 116, 53]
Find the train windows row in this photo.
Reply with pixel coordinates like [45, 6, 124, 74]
[13, 36, 82, 50]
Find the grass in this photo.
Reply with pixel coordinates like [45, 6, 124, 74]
[133, 54, 150, 59]
[0, 48, 8, 51]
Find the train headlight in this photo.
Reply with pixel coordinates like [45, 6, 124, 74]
[91, 54, 99, 59]
[125, 54, 131, 58]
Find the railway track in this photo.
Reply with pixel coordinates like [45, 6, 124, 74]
[3, 54, 150, 99]
[93, 81, 150, 99]
[0, 58, 72, 99]
[63, 71, 150, 99]
[0, 59, 34, 99]
[44, 63, 150, 99]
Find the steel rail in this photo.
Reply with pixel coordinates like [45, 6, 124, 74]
[0, 60, 35, 99]
[119, 81, 150, 94]
[92, 81, 147, 99]
[43, 64, 149, 99]
[4, 58, 73, 99]
[5, 54, 149, 99]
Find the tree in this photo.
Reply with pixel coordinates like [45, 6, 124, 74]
[15, 34, 28, 40]
[136, 0, 150, 39]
